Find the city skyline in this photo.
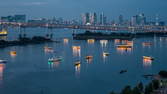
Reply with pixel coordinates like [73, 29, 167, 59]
[0, 0, 166, 21]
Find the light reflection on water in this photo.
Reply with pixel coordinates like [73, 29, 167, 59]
[143, 59, 152, 67]
[0, 64, 5, 87]
[0, 28, 167, 94]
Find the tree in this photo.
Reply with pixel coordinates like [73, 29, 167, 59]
[159, 70, 167, 78]
[132, 86, 141, 94]
[109, 91, 116, 94]
[137, 82, 144, 92]
[121, 85, 132, 94]
[152, 80, 160, 90]
[145, 83, 153, 94]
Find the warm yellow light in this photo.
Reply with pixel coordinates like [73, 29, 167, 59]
[64, 38, 69, 44]
[87, 39, 95, 44]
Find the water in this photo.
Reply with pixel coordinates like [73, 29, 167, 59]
[0, 28, 167, 94]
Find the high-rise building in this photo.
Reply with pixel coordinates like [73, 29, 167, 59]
[118, 15, 124, 25]
[100, 13, 104, 25]
[131, 13, 146, 26]
[99, 12, 107, 25]
[131, 16, 137, 26]
[137, 13, 146, 26]
[90, 13, 97, 25]
[81, 12, 90, 25]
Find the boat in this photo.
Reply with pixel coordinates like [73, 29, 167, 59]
[103, 52, 110, 57]
[142, 42, 152, 46]
[74, 61, 81, 66]
[48, 57, 62, 62]
[87, 39, 95, 44]
[85, 56, 93, 60]
[0, 29, 8, 36]
[120, 70, 127, 74]
[117, 45, 132, 48]
[44, 46, 54, 53]
[10, 51, 17, 56]
[143, 56, 154, 60]
[0, 60, 7, 63]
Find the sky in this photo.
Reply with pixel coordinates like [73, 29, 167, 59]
[0, 0, 166, 21]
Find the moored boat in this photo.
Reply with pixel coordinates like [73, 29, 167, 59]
[10, 51, 17, 56]
[143, 56, 154, 60]
[48, 57, 62, 62]
[0, 59, 7, 63]
[0, 29, 8, 36]
[85, 56, 93, 60]
[117, 45, 132, 48]
[74, 61, 81, 66]
[103, 52, 110, 57]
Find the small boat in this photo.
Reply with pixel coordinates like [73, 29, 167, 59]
[142, 42, 152, 46]
[0, 29, 8, 36]
[72, 46, 81, 50]
[103, 52, 110, 57]
[74, 61, 81, 66]
[48, 57, 62, 62]
[44, 46, 54, 52]
[143, 56, 154, 60]
[87, 39, 95, 44]
[0, 60, 7, 63]
[120, 70, 127, 74]
[117, 45, 132, 48]
[10, 51, 17, 56]
[85, 56, 93, 60]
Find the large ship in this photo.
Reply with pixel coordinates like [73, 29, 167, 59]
[0, 29, 8, 36]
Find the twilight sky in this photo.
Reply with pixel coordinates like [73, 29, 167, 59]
[0, 0, 166, 21]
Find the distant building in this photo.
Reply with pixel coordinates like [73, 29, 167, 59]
[118, 15, 124, 25]
[28, 18, 48, 24]
[14, 15, 26, 22]
[131, 13, 146, 26]
[90, 12, 97, 25]
[0, 14, 26, 22]
[137, 13, 146, 26]
[81, 13, 90, 25]
[99, 12, 107, 25]
[131, 16, 137, 26]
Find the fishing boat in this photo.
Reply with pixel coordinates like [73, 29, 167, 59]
[143, 56, 154, 60]
[103, 52, 110, 57]
[0, 59, 7, 63]
[0, 29, 8, 36]
[48, 57, 62, 62]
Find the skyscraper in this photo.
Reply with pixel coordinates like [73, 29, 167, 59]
[81, 12, 90, 25]
[90, 12, 97, 25]
[118, 15, 124, 25]
[100, 13, 104, 25]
